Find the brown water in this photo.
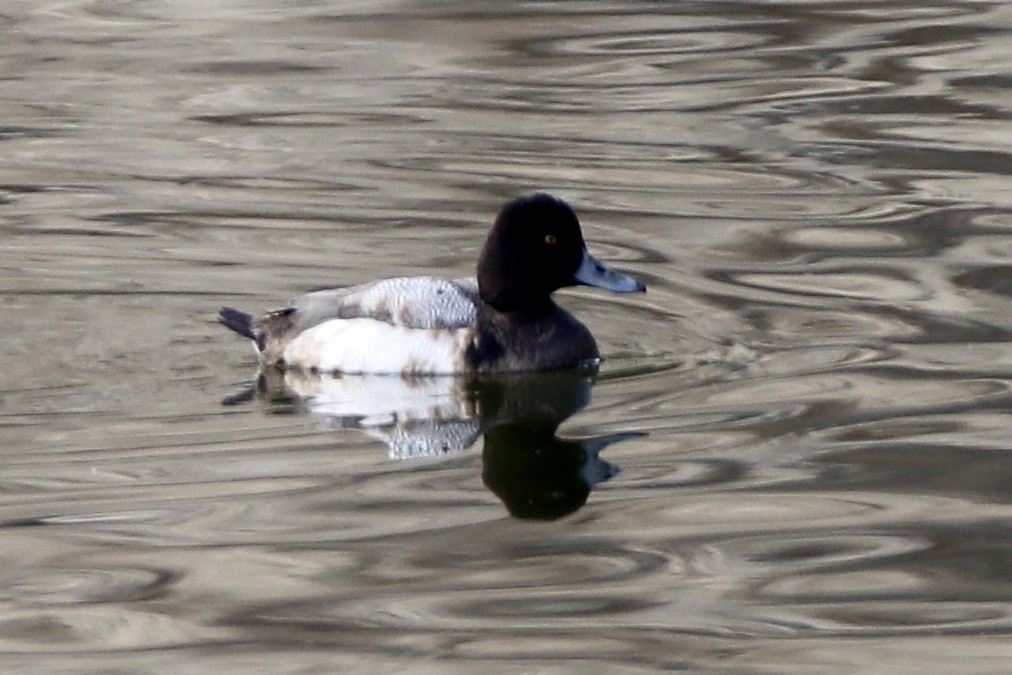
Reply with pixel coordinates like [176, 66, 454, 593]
[2, 0, 1011, 672]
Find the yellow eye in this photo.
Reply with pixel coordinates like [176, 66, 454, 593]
[544, 234, 557, 245]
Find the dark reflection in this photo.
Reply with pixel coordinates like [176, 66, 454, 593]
[482, 424, 629, 520]
[471, 373, 639, 520]
[226, 368, 641, 519]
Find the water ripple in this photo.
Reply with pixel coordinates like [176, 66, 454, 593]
[0, 607, 219, 652]
[0, 564, 173, 606]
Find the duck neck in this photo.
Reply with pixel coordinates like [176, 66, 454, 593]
[484, 292, 557, 317]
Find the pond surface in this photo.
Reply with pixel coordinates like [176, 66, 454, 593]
[2, 0, 1011, 672]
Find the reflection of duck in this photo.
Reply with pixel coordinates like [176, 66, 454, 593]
[473, 372, 639, 520]
[219, 194, 644, 375]
[277, 368, 482, 460]
[482, 425, 632, 521]
[231, 368, 641, 519]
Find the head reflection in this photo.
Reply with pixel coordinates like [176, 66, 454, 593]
[236, 368, 639, 519]
[468, 373, 630, 520]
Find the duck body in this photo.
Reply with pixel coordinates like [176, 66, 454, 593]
[220, 194, 644, 375]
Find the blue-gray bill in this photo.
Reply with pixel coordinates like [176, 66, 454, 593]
[572, 250, 646, 293]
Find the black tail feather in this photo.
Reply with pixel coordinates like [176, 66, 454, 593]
[219, 306, 257, 340]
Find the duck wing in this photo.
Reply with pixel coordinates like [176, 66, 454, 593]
[291, 276, 479, 331]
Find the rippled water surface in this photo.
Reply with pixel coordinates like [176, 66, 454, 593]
[3, 0, 1011, 672]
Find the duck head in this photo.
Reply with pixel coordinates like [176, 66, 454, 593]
[477, 194, 645, 312]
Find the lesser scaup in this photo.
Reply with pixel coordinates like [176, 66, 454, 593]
[219, 193, 645, 374]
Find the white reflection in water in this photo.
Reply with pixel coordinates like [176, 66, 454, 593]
[245, 368, 635, 519]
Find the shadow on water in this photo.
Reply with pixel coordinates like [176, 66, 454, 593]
[229, 368, 642, 520]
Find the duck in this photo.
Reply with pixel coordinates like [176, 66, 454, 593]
[219, 193, 645, 375]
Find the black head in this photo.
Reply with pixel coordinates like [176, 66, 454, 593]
[477, 194, 643, 312]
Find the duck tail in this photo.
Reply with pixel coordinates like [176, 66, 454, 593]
[219, 306, 257, 341]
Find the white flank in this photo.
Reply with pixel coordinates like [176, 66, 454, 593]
[282, 318, 471, 374]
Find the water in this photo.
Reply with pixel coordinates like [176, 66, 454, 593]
[2, 0, 1011, 671]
